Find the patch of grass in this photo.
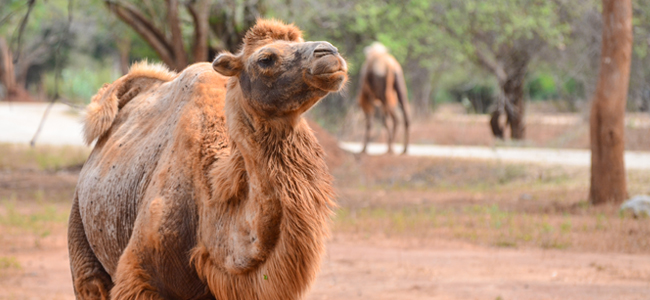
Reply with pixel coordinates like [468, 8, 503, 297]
[0, 200, 69, 245]
[0, 143, 89, 171]
[332, 203, 650, 253]
[345, 157, 586, 196]
[498, 165, 527, 184]
[0, 256, 21, 270]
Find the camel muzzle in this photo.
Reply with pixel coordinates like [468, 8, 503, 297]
[305, 42, 348, 92]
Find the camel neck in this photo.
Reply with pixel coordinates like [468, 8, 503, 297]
[195, 83, 333, 277]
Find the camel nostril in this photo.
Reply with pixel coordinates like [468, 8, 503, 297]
[313, 43, 338, 58]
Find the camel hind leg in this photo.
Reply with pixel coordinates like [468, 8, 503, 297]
[68, 193, 113, 299]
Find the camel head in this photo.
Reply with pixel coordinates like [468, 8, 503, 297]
[212, 19, 348, 119]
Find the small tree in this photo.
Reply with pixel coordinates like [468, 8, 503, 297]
[589, 0, 632, 205]
[0, 0, 72, 101]
[432, 0, 576, 139]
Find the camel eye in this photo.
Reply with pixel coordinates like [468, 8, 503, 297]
[257, 55, 275, 68]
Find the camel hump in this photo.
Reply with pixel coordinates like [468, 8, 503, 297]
[83, 61, 177, 145]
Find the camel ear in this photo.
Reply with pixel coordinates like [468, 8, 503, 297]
[213, 53, 242, 77]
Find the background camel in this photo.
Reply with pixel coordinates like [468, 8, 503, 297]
[358, 42, 410, 154]
[68, 19, 347, 300]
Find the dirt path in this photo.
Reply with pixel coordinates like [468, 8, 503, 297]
[310, 238, 650, 300]
[2, 234, 649, 300]
[4, 102, 650, 170]
[340, 142, 650, 170]
[0, 103, 86, 147]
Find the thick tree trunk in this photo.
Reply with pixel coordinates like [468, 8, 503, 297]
[589, 0, 632, 205]
[489, 71, 527, 140]
[502, 74, 526, 139]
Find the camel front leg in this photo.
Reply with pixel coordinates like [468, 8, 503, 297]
[110, 246, 164, 300]
[381, 110, 394, 155]
[68, 194, 113, 300]
[361, 111, 373, 154]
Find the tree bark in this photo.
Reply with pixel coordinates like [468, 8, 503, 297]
[165, 0, 188, 69]
[0, 37, 17, 99]
[589, 0, 632, 205]
[489, 109, 504, 139]
[407, 62, 433, 119]
[186, 0, 210, 62]
[116, 37, 131, 75]
[489, 69, 527, 140]
[474, 43, 529, 140]
[502, 71, 526, 140]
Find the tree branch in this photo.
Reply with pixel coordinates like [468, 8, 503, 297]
[12, 0, 36, 64]
[471, 40, 507, 83]
[166, 0, 187, 69]
[104, 1, 177, 69]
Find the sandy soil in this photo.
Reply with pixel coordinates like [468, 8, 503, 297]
[2, 233, 649, 300]
[1, 163, 649, 300]
[311, 237, 650, 300]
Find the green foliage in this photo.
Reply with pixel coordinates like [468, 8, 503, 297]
[436, 0, 574, 50]
[43, 57, 119, 104]
[527, 72, 557, 100]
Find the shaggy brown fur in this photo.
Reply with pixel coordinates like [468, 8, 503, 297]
[68, 19, 347, 300]
[358, 42, 410, 154]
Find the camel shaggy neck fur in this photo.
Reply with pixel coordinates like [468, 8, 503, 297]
[68, 19, 347, 300]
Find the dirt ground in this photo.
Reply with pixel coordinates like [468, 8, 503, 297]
[1, 109, 650, 299]
[2, 156, 650, 299]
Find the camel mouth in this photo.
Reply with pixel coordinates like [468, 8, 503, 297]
[307, 64, 348, 92]
[314, 70, 347, 77]
[310, 70, 347, 92]
[306, 54, 348, 91]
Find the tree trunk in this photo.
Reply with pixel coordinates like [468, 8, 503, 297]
[0, 37, 17, 100]
[117, 38, 131, 75]
[166, 0, 188, 69]
[489, 108, 504, 139]
[502, 73, 526, 139]
[489, 70, 527, 140]
[105, 1, 185, 70]
[408, 65, 433, 120]
[186, 0, 210, 62]
[589, 0, 632, 205]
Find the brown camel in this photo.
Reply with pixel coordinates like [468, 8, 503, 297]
[357, 42, 410, 154]
[68, 19, 347, 300]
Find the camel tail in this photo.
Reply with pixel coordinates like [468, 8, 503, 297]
[394, 69, 410, 154]
[83, 61, 175, 145]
